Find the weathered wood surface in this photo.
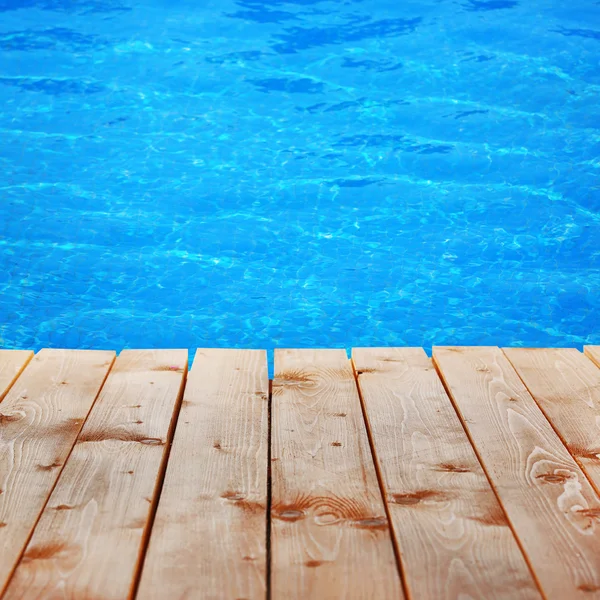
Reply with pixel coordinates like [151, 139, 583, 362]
[353, 347, 540, 600]
[505, 348, 600, 496]
[1, 344, 599, 598]
[270, 349, 402, 599]
[0, 351, 33, 402]
[585, 347, 600, 369]
[4, 350, 186, 600]
[0, 349, 115, 595]
[137, 349, 269, 600]
[434, 346, 600, 599]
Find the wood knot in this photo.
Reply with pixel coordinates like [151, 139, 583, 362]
[221, 492, 263, 514]
[54, 504, 75, 511]
[37, 461, 62, 471]
[436, 463, 470, 473]
[272, 370, 315, 395]
[23, 542, 67, 562]
[390, 490, 448, 505]
[306, 560, 325, 568]
[152, 365, 184, 372]
[274, 509, 305, 522]
[355, 368, 377, 376]
[274, 370, 313, 383]
[331, 442, 342, 447]
[536, 473, 572, 484]
[469, 508, 509, 527]
[577, 508, 600, 520]
[0, 522, 6, 528]
[475, 367, 490, 373]
[351, 517, 388, 530]
[578, 584, 600, 593]
[140, 438, 163, 445]
[221, 491, 245, 502]
[332, 412, 347, 418]
[0, 412, 22, 423]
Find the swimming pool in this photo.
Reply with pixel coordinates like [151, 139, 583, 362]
[0, 0, 598, 361]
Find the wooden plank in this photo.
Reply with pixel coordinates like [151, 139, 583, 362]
[136, 349, 269, 600]
[353, 347, 540, 600]
[271, 349, 402, 599]
[505, 348, 600, 497]
[585, 346, 600, 368]
[0, 349, 115, 595]
[433, 346, 600, 599]
[3, 349, 187, 600]
[0, 351, 34, 402]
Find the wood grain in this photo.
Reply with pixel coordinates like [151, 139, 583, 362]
[0, 348, 115, 595]
[505, 348, 600, 498]
[271, 349, 402, 599]
[353, 347, 540, 600]
[0, 351, 33, 402]
[3, 349, 186, 600]
[585, 347, 600, 369]
[136, 349, 269, 600]
[434, 346, 600, 599]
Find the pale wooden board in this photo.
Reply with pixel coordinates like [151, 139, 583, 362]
[271, 349, 403, 599]
[0, 351, 34, 402]
[505, 348, 600, 497]
[585, 347, 600, 369]
[353, 347, 540, 600]
[0, 348, 115, 595]
[3, 349, 186, 600]
[433, 346, 600, 599]
[137, 349, 269, 600]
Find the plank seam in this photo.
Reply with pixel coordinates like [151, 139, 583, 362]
[0, 352, 117, 598]
[584, 347, 600, 370]
[0, 352, 34, 404]
[350, 357, 409, 600]
[431, 353, 547, 600]
[502, 348, 600, 500]
[267, 379, 273, 600]
[130, 357, 189, 600]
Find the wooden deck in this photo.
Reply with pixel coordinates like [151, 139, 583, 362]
[0, 346, 600, 599]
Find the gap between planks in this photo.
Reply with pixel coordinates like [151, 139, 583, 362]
[3, 349, 187, 600]
[349, 354, 409, 600]
[0, 351, 34, 403]
[353, 347, 541, 600]
[3, 346, 600, 600]
[137, 349, 269, 600]
[504, 347, 600, 508]
[270, 349, 403, 599]
[0, 349, 116, 596]
[434, 346, 600, 599]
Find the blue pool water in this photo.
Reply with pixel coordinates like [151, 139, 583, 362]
[0, 0, 598, 362]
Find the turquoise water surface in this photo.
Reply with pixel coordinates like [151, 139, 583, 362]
[0, 0, 598, 360]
